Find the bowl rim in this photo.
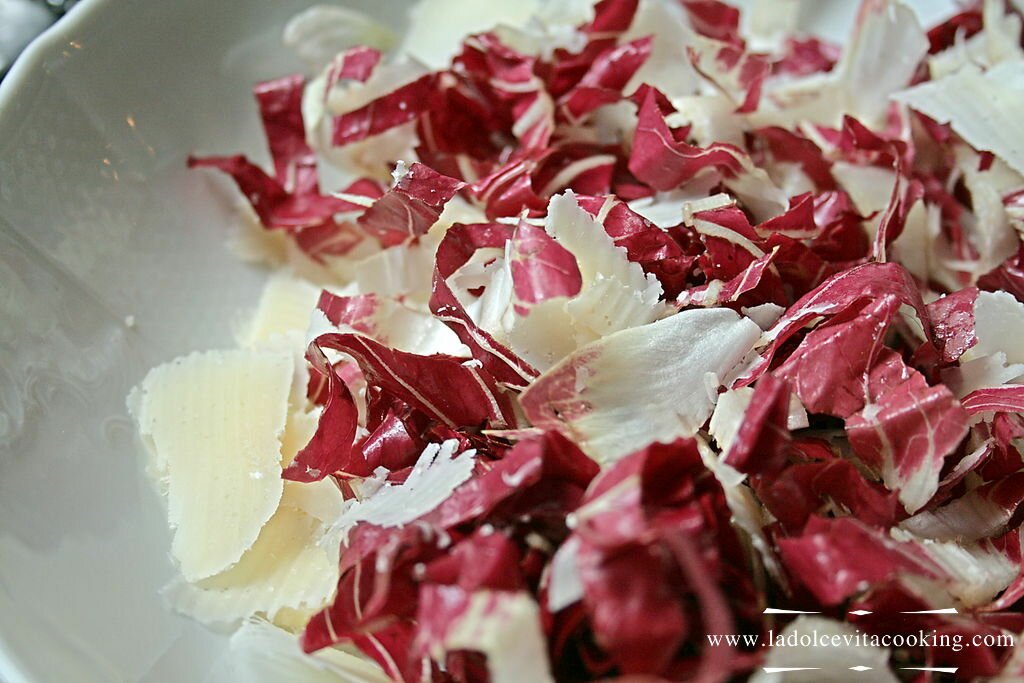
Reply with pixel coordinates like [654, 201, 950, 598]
[0, 0, 111, 117]
[0, 4, 109, 682]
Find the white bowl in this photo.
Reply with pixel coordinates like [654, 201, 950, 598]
[0, 1, 955, 681]
[0, 2, 405, 680]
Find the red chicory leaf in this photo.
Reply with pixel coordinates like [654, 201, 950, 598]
[358, 162, 466, 247]
[558, 37, 653, 121]
[311, 332, 516, 430]
[926, 287, 979, 365]
[282, 341, 360, 482]
[509, 219, 584, 314]
[628, 89, 746, 192]
[722, 374, 791, 476]
[332, 73, 440, 146]
[773, 295, 901, 418]
[846, 350, 969, 513]
[430, 222, 541, 389]
[963, 386, 1024, 416]
[778, 516, 940, 605]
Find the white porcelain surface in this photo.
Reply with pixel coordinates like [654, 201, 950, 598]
[0, 1, 954, 681]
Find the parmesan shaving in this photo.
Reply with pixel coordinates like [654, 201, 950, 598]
[130, 349, 292, 581]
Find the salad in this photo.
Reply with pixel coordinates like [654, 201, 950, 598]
[130, 0, 1024, 680]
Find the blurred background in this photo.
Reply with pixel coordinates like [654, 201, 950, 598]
[0, 0, 76, 79]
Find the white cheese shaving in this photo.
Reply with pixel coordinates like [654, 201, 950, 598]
[709, 387, 754, 452]
[723, 480, 786, 584]
[332, 440, 476, 541]
[401, 0, 543, 69]
[944, 352, 1024, 399]
[242, 274, 322, 349]
[242, 276, 325, 438]
[901, 488, 1015, 543]
[304, 60, 425, 182]
[546, 536, 584, 612]
[742, 303, 785, 330]
[723, 163, 790, 223]
[130, 349, 292, 581]
[522, 307, 762, 465]
[429, 195, 488, 238]
[928, 0, 1023, 79]
[741, 0, 801, 52]
[895, 60, 1024, 176]
[954, 146, 1021, 278]
[673, 95, 747, 148]
[506, 298, 580, 371]
[709, 385, 807, 452]
[305, 307, 338, 347]
[889, 202, 936, 284]
[786, 394, 810, 431]
[374, 299, 470, 356]
[753, 0, 927, 129]
[490, 1, 593, 59]
[210, 618, 391, 683]
[682, 192, 736, 225]
[836, 0, 927, 125]
[626, 182, 721, 229]
[544, 191, 667, 346]
[621, 0, 701, 100]
[164, 481, 344, 624]
[432, 591, 555, 683]
[480, 191, 677, 370]
[942, 290, 1024, 396]
[830, 162, 896, 217]
[279, 407, 321, 468]
[354, 237, 437, 302]
[966, 290, 1024, 365]
[891, 528, 1018, 607]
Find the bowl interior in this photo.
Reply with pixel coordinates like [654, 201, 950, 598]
[0, 1, 404, 680]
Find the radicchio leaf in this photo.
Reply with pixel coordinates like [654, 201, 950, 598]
[188, 75, 362, 259]
[721, 374, 791, 476]
[680, 0, 741, 44]
[358, 163, 466, 247]
[558, 36, 653, 121]
[421, 431, 599, 531]
[509, 219, 583, 314]
[979, 245, 1024, 303]
[332, 73, 440, 146]
[963, 386, 1024, 416]
[311, 332, 516, 430]
[282, 341, 359, 483]
[417, 587, 555, 683]
[846, 350, 969, 514]
[576, 195, 698, 298]
[677, 247, 778, 308]
[741, 262, 929, 384]
[628, 88, 746, 192]
[430, 222, 540, 389]
[778, 516, 941, 605]
[926, 287, 979, 365]
[902, 472, 1024, 543]
[688, 39, 770, 114]
[773, 295, 901, 418]
[177, 2, 1024, 678]
[569, 439, 760, 679]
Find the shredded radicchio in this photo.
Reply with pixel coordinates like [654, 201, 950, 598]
[186, 0, 1024, 679]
